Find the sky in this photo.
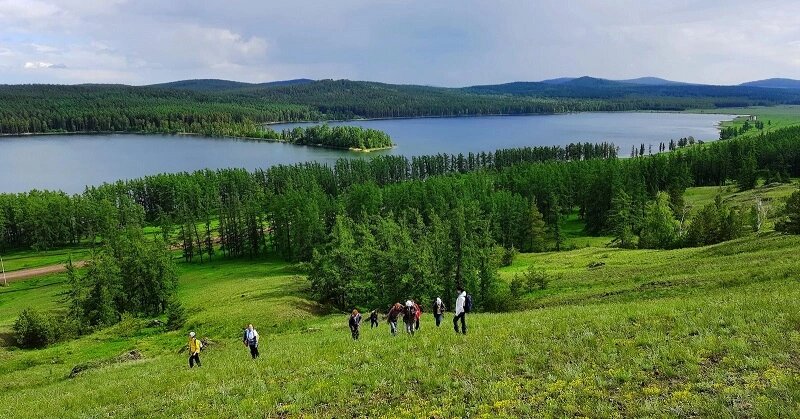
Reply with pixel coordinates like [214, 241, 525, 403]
[1, 0, 799, 86]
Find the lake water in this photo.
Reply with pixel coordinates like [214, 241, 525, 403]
[0, 112, 731, 193]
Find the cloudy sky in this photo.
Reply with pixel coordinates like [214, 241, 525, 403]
[1, 0, 799, 86]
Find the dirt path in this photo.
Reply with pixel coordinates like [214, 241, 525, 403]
[2, 261, 86, 284]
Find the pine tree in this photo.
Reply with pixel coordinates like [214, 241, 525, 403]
[608, 189, 636, 248]
[776, 187, 800, 234]
[529, 199, 547, 252]
[639, 192, 678, 249]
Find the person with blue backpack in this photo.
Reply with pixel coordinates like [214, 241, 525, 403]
[453, 286, 470, 334]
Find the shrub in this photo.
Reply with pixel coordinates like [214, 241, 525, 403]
[115, 313, 145, 337]
[501, 246, 518, 267]
[525, 268, 550, 291]
[511, 265, 551, 296]
[165, 299, 187, 331]
[12, 309, 60, 349]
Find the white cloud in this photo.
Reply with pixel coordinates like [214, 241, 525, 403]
[24, 61, 55, 69]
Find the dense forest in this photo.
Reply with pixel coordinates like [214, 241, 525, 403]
[3, 79, 800, 137]
[2, 124, 800, 309]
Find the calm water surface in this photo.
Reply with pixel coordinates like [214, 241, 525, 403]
[0, 112, 731, 193]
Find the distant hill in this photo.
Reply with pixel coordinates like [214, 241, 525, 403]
[740, 78, 800, 89]
[618, 77, 687, 86]
[539, 76, 686, 86]
[149, 78, 314, 91]
[540, 77, 576, 85]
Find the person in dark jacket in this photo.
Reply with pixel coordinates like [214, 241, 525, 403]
[369, 309, 379, 328]
[387, 303, 403, 336]
[242, 324, 260, 359]
[349, 309, 362, 340]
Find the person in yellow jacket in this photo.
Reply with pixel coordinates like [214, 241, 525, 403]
[188, 331, 203, 368]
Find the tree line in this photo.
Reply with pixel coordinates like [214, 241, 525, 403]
[3, 126, 800, 311]
[5, 80, 799, 138]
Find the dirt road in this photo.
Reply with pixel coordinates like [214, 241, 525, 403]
[2, 261, 86, 284]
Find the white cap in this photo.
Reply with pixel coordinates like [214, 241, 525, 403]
[406, 300, 413, 307]
[189, 331, 196, 337]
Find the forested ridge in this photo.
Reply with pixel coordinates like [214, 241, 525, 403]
[4, 79, 800, 137]
[2, 124, 800, 309]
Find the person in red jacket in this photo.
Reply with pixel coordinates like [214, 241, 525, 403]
[413, 300, 422, 330]
[386, 303, 403, 336]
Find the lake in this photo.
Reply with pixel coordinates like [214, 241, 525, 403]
[0, 112, 731, 193]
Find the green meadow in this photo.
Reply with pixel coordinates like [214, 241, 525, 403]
[701, 105, 800, 137]
[1, 184, 799, 418]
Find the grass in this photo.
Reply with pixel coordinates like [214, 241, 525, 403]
[683, 179, 798, 209]
[0, 246, 91, 272]
[694, 105, 800, 139]
[0, 232, 799, 417]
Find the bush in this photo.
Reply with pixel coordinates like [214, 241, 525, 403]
[165, 299, 187, 331]
[511, 265, 551, 296]
[525, 268, 550, 291]
[501, 246, 518, 267]
[12, 309, 60, 349]
[115, 313, 145, 337]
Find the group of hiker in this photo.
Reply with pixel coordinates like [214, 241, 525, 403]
[348, 286, 471, 340]
[185, 286, 471, 368]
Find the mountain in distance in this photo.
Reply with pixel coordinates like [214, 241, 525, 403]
[618, 77, 688, 86]
[541, 76, 686, 86]
[740, 78, 800, 89]
[540, 77, 576, 85]
[148, 78, 314, 91]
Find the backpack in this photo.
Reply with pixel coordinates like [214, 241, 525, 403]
[464, 294, 473, 313]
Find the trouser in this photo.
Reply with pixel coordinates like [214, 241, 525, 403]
[453, 312, 466, 334]
[435, 313, 443, 327]
[189, 353, 201, 368]
[249, 344, 259, 359]
[405, 321, 415, 335]
[370, 318, 378, 328]
[415, 317, 420, 330]
[351, 326, 360, 340]
[389, 320, 398, 335]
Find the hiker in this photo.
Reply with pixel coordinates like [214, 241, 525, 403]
[433, 297, 447, 327]
[387, 303, 403, 336]
[414, 300, 422, 330]
[403, 300, 417, 335]
[349, 309, 362, 340]
[369, 309, 379, 328]
[242, 324, 260, 359]
[453, 286, 467, 335]
[188, 331, 202, 368]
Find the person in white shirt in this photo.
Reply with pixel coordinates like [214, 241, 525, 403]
[242, 324, 260, 359]
[433, 297, 446, 327]
[453, 286, 467, 334]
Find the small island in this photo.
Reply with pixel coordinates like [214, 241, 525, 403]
[274, 124, 393, 151]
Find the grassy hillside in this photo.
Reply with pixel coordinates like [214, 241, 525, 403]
[705, 105, 800, 137]
[1, 227, 799, 417]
